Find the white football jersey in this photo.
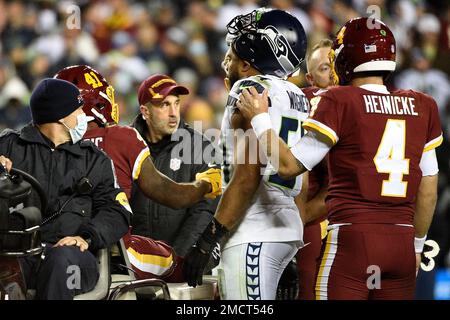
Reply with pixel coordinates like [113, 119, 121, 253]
[220, 74, 309, 248]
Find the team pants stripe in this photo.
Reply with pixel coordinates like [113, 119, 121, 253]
[315, 227, 339, 300]
[246, 242, 262, 300]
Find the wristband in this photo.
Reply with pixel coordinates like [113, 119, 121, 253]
[415, 235, 427, 253]
[251, 113, 273, 138]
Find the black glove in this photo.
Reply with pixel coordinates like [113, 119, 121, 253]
[183, 217, 228, 287]
[276, 259, 299, 300]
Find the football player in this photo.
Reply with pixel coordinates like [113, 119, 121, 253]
[293, 38, 334, 300]
[183, 8, 309, 300]
[237, 17, 442, 299]
[55, 65, 221, 280]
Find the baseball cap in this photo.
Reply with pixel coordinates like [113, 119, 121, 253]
[138, 74, 189, 106]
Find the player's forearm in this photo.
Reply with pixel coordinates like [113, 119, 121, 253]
[214, 110, 263, 230]
[171, 180, 211, 208]
[258, 128, 305, 180]
[294, 176, 327, 224]
[138, 158, 211, 209]
[251, 113, 306, 179]
[304, 187, 328, 224]
[413, 175, 438, 237]
[214, 175, 259, 230]
[140, 173, 209, 209]
[214, 141, 261, 230]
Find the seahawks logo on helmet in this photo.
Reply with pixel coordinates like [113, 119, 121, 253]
[226, 9, 307, 78]
[259, 25, 301, 75]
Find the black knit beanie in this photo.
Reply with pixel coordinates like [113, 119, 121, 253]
[30, 78, 84, 124]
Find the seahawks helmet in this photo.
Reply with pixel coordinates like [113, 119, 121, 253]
[226, 8, 307, 78]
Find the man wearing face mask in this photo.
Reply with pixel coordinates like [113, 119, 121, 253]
[55, 65, 221, 281]
[0, 78, 131, 299]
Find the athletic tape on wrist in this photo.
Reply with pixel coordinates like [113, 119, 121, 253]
[415, 235, 427, 253]
[251, 113, 272, 138]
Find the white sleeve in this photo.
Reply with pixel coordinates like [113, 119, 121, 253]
[291, 131, 331, 171]
[419, 149, 439, 176]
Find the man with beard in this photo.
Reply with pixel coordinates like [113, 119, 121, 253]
[183, 8, 309, 300]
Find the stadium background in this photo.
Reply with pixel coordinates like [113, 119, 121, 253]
[0, 0, 449, 299]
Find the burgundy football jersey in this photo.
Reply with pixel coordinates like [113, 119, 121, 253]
[302, 86, 330, 202]
[83, 125, 150, 199]
[303, 86, 443, 225]
[302, 86, 327, 101]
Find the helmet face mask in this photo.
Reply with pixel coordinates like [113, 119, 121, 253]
[226, 8, 307, 78]
[328, 48, 340, 85]
[54, 65, 119, 126]
[105, 85, 119, 124]
[226, 9, 263, 38]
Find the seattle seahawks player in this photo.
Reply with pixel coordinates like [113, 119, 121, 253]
[183, 8, 309, 300]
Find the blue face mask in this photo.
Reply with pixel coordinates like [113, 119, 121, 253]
[62, 113, 88, 144]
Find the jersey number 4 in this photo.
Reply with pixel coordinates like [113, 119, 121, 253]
[373, 119, 410, 197]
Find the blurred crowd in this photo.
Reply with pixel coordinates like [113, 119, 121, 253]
[0, 0, 449, 270]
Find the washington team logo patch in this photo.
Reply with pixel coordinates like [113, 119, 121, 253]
[170, 158, 181, 171]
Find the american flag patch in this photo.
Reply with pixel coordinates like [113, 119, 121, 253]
[364, 44, 377, 53]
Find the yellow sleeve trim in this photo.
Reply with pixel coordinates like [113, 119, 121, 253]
[320, 219, 329, 240]
[132, 149, 150, 180]
[423, 135, 443, 153]
[303, 121, 337, 145]
[127, 247, 173, 267]
[115, 192, 132, 213]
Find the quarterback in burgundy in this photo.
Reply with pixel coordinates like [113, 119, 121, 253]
[237, 17, 442, 300]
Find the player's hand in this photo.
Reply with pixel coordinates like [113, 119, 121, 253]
[183, 244, 215, 288]
[236, 87, 269, 121]
[416, 253, 421, 277]
[196, 168, 222, 199]
[0, 155, 13, 172]
[183, 218, 228, 287]
[54, 236, 89, 252]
